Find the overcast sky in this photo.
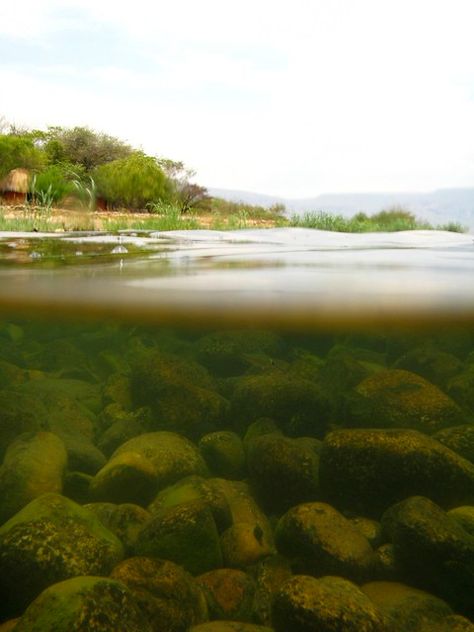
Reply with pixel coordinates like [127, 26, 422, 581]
[1, 0, 474, 197]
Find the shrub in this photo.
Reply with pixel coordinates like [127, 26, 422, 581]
[94, 152, 172, 210]
[29, 165, 72, 204]
[0, 135, 45, 178]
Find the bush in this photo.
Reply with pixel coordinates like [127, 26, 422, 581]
[0, 135, 45, 179]
[30, 165, 72, 204]
[94, 152, 172, 210]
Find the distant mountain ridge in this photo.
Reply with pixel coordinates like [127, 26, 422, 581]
[208, 187, 474, 230]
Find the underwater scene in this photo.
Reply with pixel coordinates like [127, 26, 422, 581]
[0, 229, 474, 631]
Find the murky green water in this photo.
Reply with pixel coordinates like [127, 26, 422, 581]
[0, 229, 474, 631]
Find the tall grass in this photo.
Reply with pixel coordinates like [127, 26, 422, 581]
[289, 209, 467, 233]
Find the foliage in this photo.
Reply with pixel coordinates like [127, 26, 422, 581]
[94, 152, 172, 209]
[0, 135, 45, 179]
[158, 158, 209, 212]
[436, 221, 467, 233]
[72, 175, 97, 212]
[29, 165, 73, 205]
[289, 208, 467, 233]
[210, 197, 286, 221]
[39, 126, 133, 171]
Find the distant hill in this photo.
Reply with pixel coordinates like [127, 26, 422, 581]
[208, 187, 474, 230]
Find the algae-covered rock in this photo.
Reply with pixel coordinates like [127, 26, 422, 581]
[361, 581, 453, 632]
[447, 367, 474, 413]
[213, 479, 274, 568]
[58, 432, 106, 475]
[231, 373, 329, 437]
[149, 475, 232, 532]
[275, 502, 375, 581]
[250, 555, 292, 626]
[85, 502, 151, 553]
[97, 405, 150, 456]
[0, 493, 124, 619]
[247, 433, 321, 512]
[134, 500, 222, 575]
[382, 496, 474, 617]
[447, 506, 474, 536]
[374, 543, 403, 582]
[0, 390, 48, 459]
[272, 575, 385, 632]
[0, 432, 67, 523]
[19, 377, 102, 415]
[242, 419, 281, 453]
[434, 425, 474, 463]
[350, 516, 384, 548]
[393, 346, 463, 389]
[131, 350, 229, 438]
[14, 576, 152, 631]
[197, 568, 256, 622]
[195, 329, 284, 377]
[191, 623, 273, 632]
[63, 471, 92, 504]
[90, 431, 209, 505]
[199, 431, 246, 479]
[111, 557, 208, 631]
[319, 429, 474, 516]
[347, 369, 465, 434]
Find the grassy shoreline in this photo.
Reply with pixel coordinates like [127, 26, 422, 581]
[0, 204, 468, 234]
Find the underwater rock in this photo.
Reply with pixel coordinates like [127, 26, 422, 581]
[149, 475, 232, 533]
[111, 556, 208, 631]
[447, 367, 474, 413]
[195, 329, 284, 377]
[0, 359, 26, 387]
[199, 431, 246, 480]
[447, 506, 474, 536]
[434, 425, 474, 463]
[85, 502, 151, 554]
[319, 429, 474, 516]
[97, 404, 150, 456]
[250, 555, 292, 627]
[102, 373, 133, 408]
[247, 433, 321, 512]
[13, 575, 152, 631]
[393, 346, 463, 389]
[134, 500, 222, 575]
[275, 501, 375, 581]
[90, 431, 209, 505]
[347, 369, 465, 434]
[197, 568, 256, 622]
[58, 432, 106, 475]
[272, 575, 385, 632]
[19, 377, 102, 415]
[0, 390, 48, 459]
[231, 373, 329, 437]
[382, 496, 474, 617]
[242, 418, 281, 453]
[0, 431, 67, 523]
[0, 493, 124, 619]
[350, 516, 384, 548]
[213, 479, 274, 568]
[373, 543, 403, 582]
[361, 581, 453, 632]
[190, 623, 273, 632]
[131, 350, 229, 438]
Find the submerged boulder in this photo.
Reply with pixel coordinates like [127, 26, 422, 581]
[347, 369, 465, 434]
[433, 425, 474, 463]
[0, 493, 124, 619]
[85, 502, 151, 554]
[197, 568, 256, 622]
[0, 431, 67, 524]
[275, 502, 375, 581]
[272, 575, 385, 632]
[231, 373, 329, 437]
[319, 428, 474, 516]
[14, 576, 151, 631]
[247, 433, 321, 512]
[131, 350, 229, 438]
[90, 431, 209, 505]
[111, 557, 208, 631]
[199, 431, 246, 480]
[134, 501, 222, 575]
[382, 496, 474, 617]
[361, 581, 453, 632]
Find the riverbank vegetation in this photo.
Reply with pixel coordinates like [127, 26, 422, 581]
[0, 118, 467, 233]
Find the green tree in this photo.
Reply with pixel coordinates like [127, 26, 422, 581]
[158, 158, 208, 212]
[42, 126, 133, 171]
[94, 152, 172, 209]
[0, 134, 45, 179]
